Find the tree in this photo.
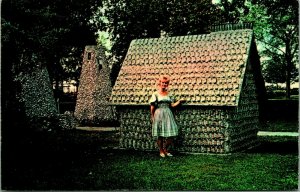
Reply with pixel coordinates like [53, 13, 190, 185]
[1, 0, 102, 128]
[2, 0, 102, 95]
[1, 0, 101, 89]
[92, 0, 222, 85]
[166, 0, 221, 36]
[214, 0, 249, 23]
[241, 0, 299, 98]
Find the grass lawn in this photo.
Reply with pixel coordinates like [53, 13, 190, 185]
[269, 95, 299, 100]
[2, 120, 299, 191]
[260, 120, 299, 132]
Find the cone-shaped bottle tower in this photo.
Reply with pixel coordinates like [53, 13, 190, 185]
[74, 45, 117, 125]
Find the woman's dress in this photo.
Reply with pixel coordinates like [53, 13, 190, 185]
[149, 91, 178, 138]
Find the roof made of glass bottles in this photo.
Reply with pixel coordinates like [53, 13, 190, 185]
[110, 29, 255, 106]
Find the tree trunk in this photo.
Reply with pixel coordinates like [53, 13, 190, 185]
[285, 40, 292, 100]
[285, 65, 291, 99]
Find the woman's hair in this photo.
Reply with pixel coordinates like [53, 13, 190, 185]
[157, 75, 170, 86]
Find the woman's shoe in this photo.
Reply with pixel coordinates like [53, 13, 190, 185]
[160, 152, 166, 158]
[165, 152, 173, 157]
[163, 149, 173, 157]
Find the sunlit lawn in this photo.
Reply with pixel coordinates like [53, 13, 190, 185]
[2, 120, 298, 191]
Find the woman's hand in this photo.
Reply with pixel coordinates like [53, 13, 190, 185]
[150, 105, 155, 123]
[171, 98, 186, 107]
[179, 98, 186, 103]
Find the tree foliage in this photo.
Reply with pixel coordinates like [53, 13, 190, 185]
[215, 0, 249, 23]
[241, 0, 299, 98]
[92, 0, 222, 84]
[1, 0, 102, 126]
[2, 0, 101, 86]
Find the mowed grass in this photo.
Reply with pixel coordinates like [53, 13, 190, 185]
[68, 149, 298, 191]
[261, 120, 299, 132]
[2, 120, 298, 191]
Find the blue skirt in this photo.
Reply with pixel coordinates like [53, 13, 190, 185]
[152, 106, 178, 138]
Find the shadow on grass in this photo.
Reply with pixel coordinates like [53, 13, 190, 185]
[2, 128, 298, 190]
[248, 136, 298, 155]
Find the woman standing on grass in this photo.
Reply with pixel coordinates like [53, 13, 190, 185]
[149, 75, 185, 157]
